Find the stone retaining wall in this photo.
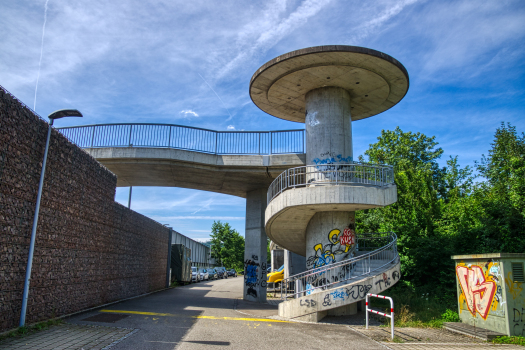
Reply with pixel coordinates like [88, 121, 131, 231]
[0, 87, 168, 331]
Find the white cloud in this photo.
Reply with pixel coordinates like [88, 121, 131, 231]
[180, 109, 199, 118]
[227, 125, 235, 130]
[215, 0, 334, 80]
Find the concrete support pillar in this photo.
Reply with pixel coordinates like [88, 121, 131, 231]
[304, 87, 357, 308]
[305, 86, 353, 165]
[243, 188, 268, 303]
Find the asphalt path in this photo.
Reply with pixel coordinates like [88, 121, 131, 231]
[67, 277, 386, 350]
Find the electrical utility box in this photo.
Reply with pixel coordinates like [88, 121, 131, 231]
[171, 244, 192, 284]
[452, 253, 525, 337]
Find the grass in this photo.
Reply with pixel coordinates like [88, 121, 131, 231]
[170, 280, 180, 288]
[492, 336, 525, 346]
[369, 282, 457, 328]
[0, 319, 64, 342]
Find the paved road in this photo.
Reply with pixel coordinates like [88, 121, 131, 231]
[67, 277, 386, 350]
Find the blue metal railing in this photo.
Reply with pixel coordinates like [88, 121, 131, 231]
[57, 123, 305, 155]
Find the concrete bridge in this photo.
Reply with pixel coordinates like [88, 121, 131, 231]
[59, 45, 408, 322]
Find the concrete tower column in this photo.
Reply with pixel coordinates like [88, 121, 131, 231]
[304, 86, 357, 273]
[243, 188, 268, 302]
[305, 87, 353, 165]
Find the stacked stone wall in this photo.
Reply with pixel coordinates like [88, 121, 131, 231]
[0, 87, 168, 332]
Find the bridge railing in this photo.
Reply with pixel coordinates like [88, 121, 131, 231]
[267, 163, 395, 204]
[57, 123, 305, 155]
[280, 232, 398, 300]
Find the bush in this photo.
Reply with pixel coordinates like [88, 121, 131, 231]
[441, 309, 460, 322]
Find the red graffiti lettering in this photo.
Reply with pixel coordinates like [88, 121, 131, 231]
[339, 228, 355, 246]
[456, 265, 496, 320]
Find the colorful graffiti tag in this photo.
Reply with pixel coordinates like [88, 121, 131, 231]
[306, 216, 356, 270]
[456, 265, 497, 320]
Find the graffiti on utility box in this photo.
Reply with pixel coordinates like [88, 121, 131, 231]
[456, 262, 502, 320]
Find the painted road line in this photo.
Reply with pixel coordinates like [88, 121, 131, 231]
[100, 310, 289, 323]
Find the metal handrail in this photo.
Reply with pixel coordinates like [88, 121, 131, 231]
[267, 163, 395, 204]
[280, 232, 398, 300]
[56, 123, 305, 155]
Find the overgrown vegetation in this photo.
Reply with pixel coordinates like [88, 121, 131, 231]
[0, 319, 64, 342]
[357, 123, 525, 297]
[370, 282, 458, 328]
[493, 336, 525, 346]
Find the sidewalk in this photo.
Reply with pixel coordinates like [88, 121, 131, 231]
[0, 324, 136, 350]
[1, 287, 522, 350]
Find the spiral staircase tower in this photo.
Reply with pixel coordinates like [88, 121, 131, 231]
[249, 46, 409, 321]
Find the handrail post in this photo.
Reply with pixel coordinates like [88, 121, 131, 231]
[90, 126, 95, 148]
[128, 125, 133, 146]
[270, 131, 272, 155]
[258, 132, 261, 154]
[215, 132, 218, 154]
[168, 126, 172, 148]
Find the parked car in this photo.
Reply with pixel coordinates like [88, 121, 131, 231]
[191, 266, 200, 282]
[199, 268, 209, 281]
[267, 264, 284, 288]
[216, 267, 228, 279]
[207, 268, 218, 280]
[227, 269, 237, 277]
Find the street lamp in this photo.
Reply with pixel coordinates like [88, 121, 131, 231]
[19, 109, 83, 327]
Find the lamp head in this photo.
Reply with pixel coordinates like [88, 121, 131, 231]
[48, 109, 83, 120]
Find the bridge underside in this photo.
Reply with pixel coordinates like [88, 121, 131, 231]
[85, 147, 305, 198]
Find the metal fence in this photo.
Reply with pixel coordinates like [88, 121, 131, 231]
[267, 163, 395, 204]
[57, 123, 305, 155]
[280, 232, 398, 300]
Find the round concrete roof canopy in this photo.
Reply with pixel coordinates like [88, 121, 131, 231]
[250, 45, 409, 123]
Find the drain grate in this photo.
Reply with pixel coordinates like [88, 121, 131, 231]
[82, 313, 130, 323]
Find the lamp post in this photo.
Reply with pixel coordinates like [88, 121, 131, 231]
[19, 109, 83, 327]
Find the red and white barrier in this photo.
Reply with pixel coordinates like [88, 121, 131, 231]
[366, 293, 394, 340]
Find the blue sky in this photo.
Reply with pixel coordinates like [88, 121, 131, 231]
[1, 0, 524, 240]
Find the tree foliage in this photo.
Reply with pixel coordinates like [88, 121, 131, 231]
[357, 123, 525, 298]
[209, 221, 245, 270]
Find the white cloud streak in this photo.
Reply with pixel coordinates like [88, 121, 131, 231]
[216, 0, 333, 80]
[33, 0, 50, 112]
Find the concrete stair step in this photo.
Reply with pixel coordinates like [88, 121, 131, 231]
[443, 322, 507, 341]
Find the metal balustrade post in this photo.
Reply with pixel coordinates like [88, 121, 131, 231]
[270, 131, 272, 155]
[215, 133, 218, 154]
[90, 126, 95, 148]
[168, 126, 172, 148]
[128, 125, 133, 146]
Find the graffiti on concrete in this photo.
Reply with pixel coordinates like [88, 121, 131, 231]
[392, 271, 400, 281]
[312, 154, 353, 165]
[322, 284, 372, 307]
[375, 272, 391, 291]
[513, 308, 525, 337]
[244, 257, 267, 299]
[245, 259, 259, 298]
[456, 264, 498, 320]
[307, 216, 357, 270]
[300, 299, 317, 308]
[322, 294, 332, 307]
[306, 110, 320, 127]
[506, 271, 524, 299]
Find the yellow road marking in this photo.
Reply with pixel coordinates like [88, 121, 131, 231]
[100, 310, 289, 323]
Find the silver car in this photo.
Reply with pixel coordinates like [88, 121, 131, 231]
[191, 266, 200, 282]
[199, 268, 209, 281]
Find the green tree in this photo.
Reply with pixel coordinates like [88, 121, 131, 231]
[357, 127, 470, 295]
[210, 221, 245, 270]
